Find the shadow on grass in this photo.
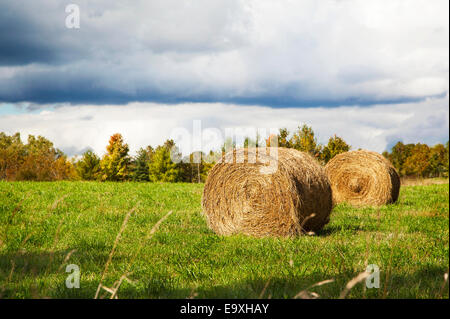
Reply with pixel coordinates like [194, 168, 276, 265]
[0, 249, 125, 298]
[0, 251, 447, 299]
[316, 224, 366, 236]
[108, 265, 448, 299]
[316, 225, 365, 237]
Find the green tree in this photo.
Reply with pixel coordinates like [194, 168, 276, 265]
[402, 143, 431, 177]
[321, 135, 351, 163]
[0, 132, 26, 180]
[131, 146, 154, 181]
[429, 143, 449, 177]
[290, 124, 322, 157]
[76, 150, 101, 180]
[179, 151, 215, 183]
[148, 140, 181, 182]
[446, 141, 450, 177]
[388, 142, 415, 175]
[277, 128, 291, 148]
[100, 133, 131, 181]
[18, 135, 66, 181]
[0, 133, 77, 181]
[26, 135, 57, 156]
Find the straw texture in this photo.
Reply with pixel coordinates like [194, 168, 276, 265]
[325, 150, 400, 207]
[202, 147, 333, 237]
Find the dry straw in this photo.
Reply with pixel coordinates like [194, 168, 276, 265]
[202, 147, 333, 237]
[325, 150, 400, 207]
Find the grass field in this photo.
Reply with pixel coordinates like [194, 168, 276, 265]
[0, 181, 448, 299]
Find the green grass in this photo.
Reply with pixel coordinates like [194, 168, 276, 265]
[0, 181, 448, 299]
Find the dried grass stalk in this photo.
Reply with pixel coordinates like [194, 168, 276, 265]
[202, 147, 332, 237]
[325, 150, 400, 207]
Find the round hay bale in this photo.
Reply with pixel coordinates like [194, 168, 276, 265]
[325, 150, 400, 207]
[202, 147, 332, 237]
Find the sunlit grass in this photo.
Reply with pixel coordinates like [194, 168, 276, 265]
[0, 181, 448, 298]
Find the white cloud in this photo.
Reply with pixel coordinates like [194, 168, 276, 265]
[0, 94, 448, 157]
[1, 0, 448, 153]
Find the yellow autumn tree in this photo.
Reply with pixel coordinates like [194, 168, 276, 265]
[100, 133, 131, 181]
[290, 124, 322, 158]
[321, 134, 351, 163]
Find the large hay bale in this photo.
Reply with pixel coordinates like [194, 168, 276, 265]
[325, 150, 400, 207]
[202, 147, 332, 237]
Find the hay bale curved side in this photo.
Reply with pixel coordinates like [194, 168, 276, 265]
[325, 150, 400, 207]
[202, 147, 333, 237]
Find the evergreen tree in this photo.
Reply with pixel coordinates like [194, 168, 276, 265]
[76, 150, 101, 180]
[131, 146, 154, 181]
[179, 151, 215, 183]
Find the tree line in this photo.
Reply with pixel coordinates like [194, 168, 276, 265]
[382, 141, 449, 178]
[1, 125, 448, 182]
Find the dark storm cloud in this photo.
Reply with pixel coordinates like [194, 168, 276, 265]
[0, 65, 430, 107]
[0, 3, 53, 65]
[0, 20, 56, 65]
[0, 1, 85, 66]
[0, 0, 448, 107]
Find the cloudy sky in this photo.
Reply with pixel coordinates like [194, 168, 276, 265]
[0, 0, 448, 156]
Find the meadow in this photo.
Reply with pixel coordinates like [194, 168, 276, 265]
[0, 181, 448, 299]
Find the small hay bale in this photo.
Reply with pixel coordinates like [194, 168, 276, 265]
[325, 150, 400, 207]
[202, 147, 332, 237]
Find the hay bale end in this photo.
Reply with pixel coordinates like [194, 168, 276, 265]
[325, 150, 400, 207]
[202, 147, 333, 237]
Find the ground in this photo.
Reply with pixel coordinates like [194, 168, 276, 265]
[0, 181, 448, 299]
